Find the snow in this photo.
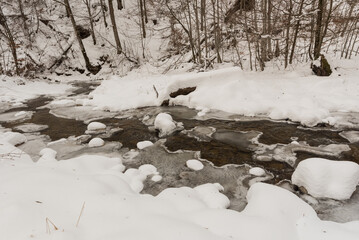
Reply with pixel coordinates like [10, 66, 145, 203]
[87, 122, 106, 131]
[1, 131, 27, 145]
[292, 158, 359, 200]
[1, 131, 359, 240]
[249, 167, 266, 177]
[151, 175, 163, 182]
[137, 140, 154, 149]
[87, 66, 359, 127]
[154, 113, 182, 137]
[38, 148, 58, 163]
[186, 159, 204, 171]
[0, 75, 73, 105]
[88, 138, 105, 148]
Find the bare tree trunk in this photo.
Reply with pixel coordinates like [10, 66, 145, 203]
[143, 0, 148, 23]
[0, 6, 20, 75]
[289, 0, 304, 64]
[17, 0, 29, 38]
[194, 0, 202, 63]
[139, 0, 146, 38]
[284, 0, 293, 68]
[186, 0, 196, 62]
[261, 0, 268, 62]
[341, 3, 354, 37]
[100, 0, 108, 27]
[200, 0, 205, 31]
[319, 0, 333, 50]
[64, 0, 100, 74]
[85, 0, 97, 45]
[108, 0, 123, 54]
[117, 0, 123, 10]
[266, 0, 272, 58]
[314, 0, 324, 59]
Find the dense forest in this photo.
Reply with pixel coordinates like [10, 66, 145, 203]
[0, 0, 358, 76]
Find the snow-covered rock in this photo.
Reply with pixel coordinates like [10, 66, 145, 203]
[154, 113, 182, 137]
[151, 174, 162, 182]
[136, 140, 154, 149]
[87, 122, 106, 131]
[139, 164, 158, 175]
[249, 167, 266, 177]
[88, 137, 105, 147]
[38, 148, 57, 163]
[186, 159, 204, 171]
[292, 158, 359, 200]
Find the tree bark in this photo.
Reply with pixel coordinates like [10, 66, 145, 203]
[100, 0, 108, 27]
[108, 0, 123, 54]
[139, 0, 146, 38]
[85, 0, 97, 45]
[314, 0, 324, 59]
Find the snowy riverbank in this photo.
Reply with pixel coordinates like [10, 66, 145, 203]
[85, 60, 359, 127]
[1, 130, 359, 240]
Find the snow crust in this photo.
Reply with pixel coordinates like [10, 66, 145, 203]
[292, 158, 359, 200]
[186, 159, 204, 171]
[87, 67, 359, 126]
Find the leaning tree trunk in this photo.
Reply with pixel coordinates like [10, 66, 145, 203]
[108, 0, 122, 54]
[64, 0, 100, 74]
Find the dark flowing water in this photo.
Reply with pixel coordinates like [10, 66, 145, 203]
[2, 85, 358, 185]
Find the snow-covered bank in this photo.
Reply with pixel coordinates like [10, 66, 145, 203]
[1, 131, 359, 240]
[0, 75, 73, 107]
[85, 65, 359, 127]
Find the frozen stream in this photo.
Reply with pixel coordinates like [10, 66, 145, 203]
[0, 82, 358, 222]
